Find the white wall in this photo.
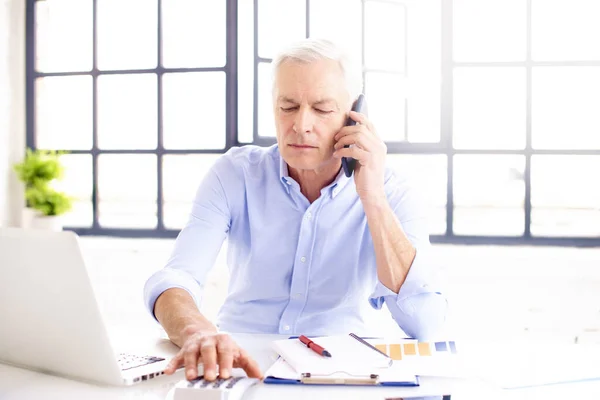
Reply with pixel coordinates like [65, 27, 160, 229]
[0, 0, 25, 227]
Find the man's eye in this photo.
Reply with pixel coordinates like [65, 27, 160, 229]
[315, 109, 333, 114]
[280, 107, 297, 112]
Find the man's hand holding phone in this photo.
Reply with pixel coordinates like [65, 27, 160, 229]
[333, 97, 387, 205]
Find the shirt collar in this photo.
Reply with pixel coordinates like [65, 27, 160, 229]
[328, 166, 352, 199]
[277, 146, 353, 198]
[278, 150, 293, 194]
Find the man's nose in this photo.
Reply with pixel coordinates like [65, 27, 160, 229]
[293, 106, 314, 133]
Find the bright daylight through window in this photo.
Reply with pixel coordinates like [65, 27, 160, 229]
[29, 0, 600, 244]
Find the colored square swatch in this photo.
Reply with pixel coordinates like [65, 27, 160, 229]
[375, 344, 387, 354]
[389, 344, 402, 360]
[418, 342, 432, 356]
[435, 341, 448, 352]
[403, 343, 417, 355]
[449, 341, 457, 354]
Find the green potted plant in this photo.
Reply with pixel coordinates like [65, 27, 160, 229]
[24, 185, 73, 230]
[13, 148, 72, 231]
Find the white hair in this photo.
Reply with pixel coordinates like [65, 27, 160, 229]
[271, 38, 363, 102]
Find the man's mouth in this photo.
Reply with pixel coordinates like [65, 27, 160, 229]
[289, 144, 317, 148]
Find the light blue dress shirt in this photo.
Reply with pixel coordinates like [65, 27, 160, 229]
[144, 145, 447, 339]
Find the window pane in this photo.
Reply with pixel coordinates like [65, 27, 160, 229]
[454, 67, 526, 150]
[257, 0, 305, 59]
[97, 0, 157, 70]
[454, 155, 525, 236]
[98, 155, 157, 228]
[52, 154, 93, 228]
[531, 156, 600, 237]
[163, 72, 226, 150]
[386, 154, 447, 235]
[532, 0, 600, 61]
[36, 76, 92, 150]
[97, 74, 157, 150]
[407, 91, 440, 143]
[238, 0, 255, 143]
[163, 154, 221, 229]
[453, 0, 526, 62]
[406, 0, 441, 143]
[162, 0, 225, 68]
[35, 0, 93, 73]
[309, 0, 362, 60]
[365, 72, 406, 142]
[258, 62, 276, 138]
[532, 67, 600, 150]
[364, 1, 406, 71]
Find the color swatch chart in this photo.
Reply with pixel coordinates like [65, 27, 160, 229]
[369, 340, 457, 361]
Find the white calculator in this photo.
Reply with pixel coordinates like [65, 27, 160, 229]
[172, 376, 259, 400]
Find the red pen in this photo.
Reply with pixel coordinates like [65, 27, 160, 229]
[299, 335, 332, 357]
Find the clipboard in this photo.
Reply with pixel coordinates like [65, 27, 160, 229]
[263, 353, 420, 387]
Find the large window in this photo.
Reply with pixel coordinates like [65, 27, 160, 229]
[29, 0, 232, 234]
[27, 0, 600, 245]
[449, 0, 600, 244]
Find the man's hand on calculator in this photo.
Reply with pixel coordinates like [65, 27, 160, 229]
[164, 331, 263, 381]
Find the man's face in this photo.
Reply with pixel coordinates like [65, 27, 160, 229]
[273, 59, 351, 172]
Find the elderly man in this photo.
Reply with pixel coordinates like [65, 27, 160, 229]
[144, 38, 447, 381]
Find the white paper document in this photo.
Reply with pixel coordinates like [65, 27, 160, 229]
[271, 335, 393, 376]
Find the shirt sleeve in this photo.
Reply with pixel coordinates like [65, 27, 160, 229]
[143, 156, 234, 321]
[368, 171, 448, 340]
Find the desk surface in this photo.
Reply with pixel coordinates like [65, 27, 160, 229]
[0, 331, 501, 400]
[1, 331, 600, 400]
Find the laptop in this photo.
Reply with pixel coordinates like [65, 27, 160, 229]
[0, 227, 174, 386]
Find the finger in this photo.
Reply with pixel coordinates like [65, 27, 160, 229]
[183, 344, 201, 380]
[200, 341, 218, 381]
[334, 132, 362, 150]
[335, 125, 378, 143]
[334, 125, 364, 141]
[348, 110, 366, 123]
[334, 130, 380, 151]
[216, 338, 235, 379]
[337, 128, 386, 155]
[333, 146, 370, 164]
[164, 352, 183, 375]
[349, 111, 377, 135]
[234, 349, 264, 379]
[348, 110, 368, 126]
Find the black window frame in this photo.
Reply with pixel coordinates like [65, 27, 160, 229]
[25, 0, 600, 246]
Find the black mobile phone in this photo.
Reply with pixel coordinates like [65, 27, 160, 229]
[341, 93, 366, 177]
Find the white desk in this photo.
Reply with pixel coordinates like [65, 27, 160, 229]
[2, 331, 600, 400]
[0, 331, 500, 400]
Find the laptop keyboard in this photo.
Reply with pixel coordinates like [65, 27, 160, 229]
[117, 353, 165, 371]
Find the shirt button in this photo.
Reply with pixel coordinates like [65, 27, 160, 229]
[306, 212, 312, 220]
[283, 325, 290, 331]
[293, 293, 302, 299]
[300, 256, 306, 263]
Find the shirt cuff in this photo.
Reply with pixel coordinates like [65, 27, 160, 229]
[368, 249, 442, 310]
[143, 267, 204, 322]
